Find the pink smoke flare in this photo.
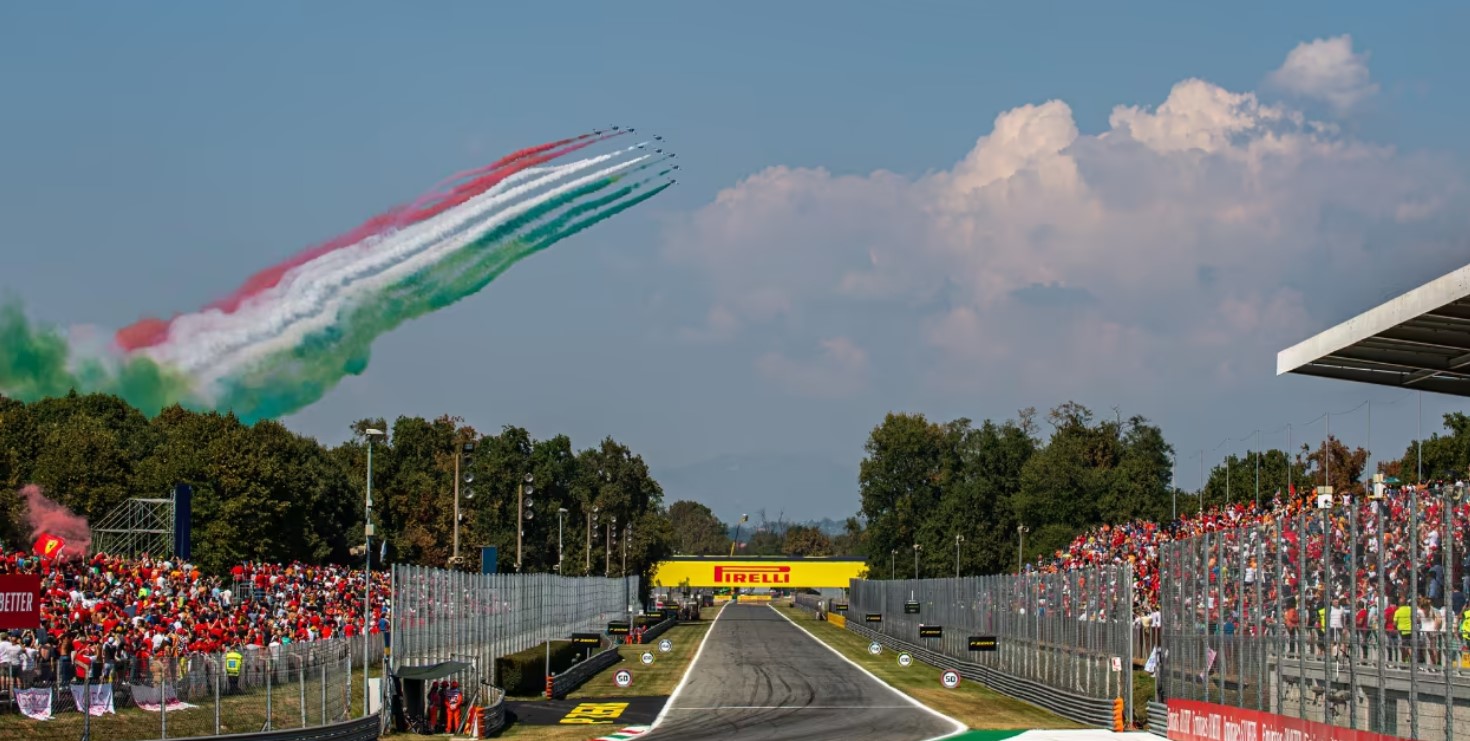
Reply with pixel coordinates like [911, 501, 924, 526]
[19, 485, 91, 558]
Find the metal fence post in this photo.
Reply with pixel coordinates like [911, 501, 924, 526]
[214, 655, 221, 735]
[1444, 486, 1454, 741]
[1410, 484, 1420, 740]
[299, 660, 307, 728]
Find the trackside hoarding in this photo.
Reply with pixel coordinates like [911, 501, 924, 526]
[652, 559, 867, 589]
[1167, 699, 1408, 741]
[0, 574, 41, 630]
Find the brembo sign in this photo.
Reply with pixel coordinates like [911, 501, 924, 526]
[713, 565, 791, 585]
[653, 558, 867, 589]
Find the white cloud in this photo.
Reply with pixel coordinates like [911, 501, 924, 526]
[666, 40, 1466, 401]
[1267, 35, 1379, 114]
[754, 337, 870, 398]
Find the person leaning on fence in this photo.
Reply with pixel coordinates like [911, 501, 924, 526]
[225, 644, 243, 694]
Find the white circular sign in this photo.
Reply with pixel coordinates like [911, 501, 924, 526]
[940, 669, 961, 689]
[614, 669, 633, 688]
[659, 639, 673, 653]
[641, 652, 655, 665]
[898, 652, 912, 668]
[868, 642, 882, 655]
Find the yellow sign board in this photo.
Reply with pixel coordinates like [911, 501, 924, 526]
[652, 559, 867, 589]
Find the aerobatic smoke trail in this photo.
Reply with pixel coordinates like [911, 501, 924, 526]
[0, 130, 676, 421]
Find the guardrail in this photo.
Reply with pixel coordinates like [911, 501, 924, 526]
[480, 687, 508, 735]
[793, 593, 823, 611]
[844, 621, 1117, 729]
[639, 616, 677, 644]
[146, 715, 380, 741]
[1146, 701, 1168, 736]
[548, 647, 622, 699]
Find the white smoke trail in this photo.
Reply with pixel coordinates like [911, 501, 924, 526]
[150, 144, 647, 375]
[181, 150, 655, 392]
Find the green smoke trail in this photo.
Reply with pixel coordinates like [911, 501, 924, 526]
[0, 303, 196, 414]
[215, 177, 671, 421]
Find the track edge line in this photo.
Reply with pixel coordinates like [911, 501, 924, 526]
[646, 600, 727, 732]
[768, 603, 968, 740]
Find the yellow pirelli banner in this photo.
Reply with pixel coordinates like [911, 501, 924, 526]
[652, 558, 867, 589]
[828, 613, 847, 628]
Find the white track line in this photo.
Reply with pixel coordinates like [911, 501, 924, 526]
[647, 601, 727, 729]
[664, 705, 916, 711]
[769, 604, 968, 741]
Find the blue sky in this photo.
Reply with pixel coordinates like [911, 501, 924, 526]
[3, 2, 1469, 522]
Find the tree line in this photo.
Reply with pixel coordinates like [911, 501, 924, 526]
[857, 402, 1469, 579]
[0, 391, 770, 584]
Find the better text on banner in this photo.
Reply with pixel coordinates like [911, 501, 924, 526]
[0, 573, 41, 629]
[1167, 699, 1410, 741]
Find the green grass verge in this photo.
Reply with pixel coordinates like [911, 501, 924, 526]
[497, 609, 721, 739]
[780, 603, 1085, 731]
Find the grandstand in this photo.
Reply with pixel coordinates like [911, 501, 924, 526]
[1277, 260, 1470, 396]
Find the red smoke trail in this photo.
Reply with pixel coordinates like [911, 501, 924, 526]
[18, 485, 91, 559]
[113, 132, 614, 353]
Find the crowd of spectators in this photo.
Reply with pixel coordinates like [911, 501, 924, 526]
[0, 550, 390, 691]
[1036, 480, 1470, 658]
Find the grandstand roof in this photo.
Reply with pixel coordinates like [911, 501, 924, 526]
[1277, 261, 1470, 396]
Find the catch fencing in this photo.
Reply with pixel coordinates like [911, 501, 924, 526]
[847, 566, 1134, 727]
[1155, 483, 1470, 740]
[390, 564, 638, 693]
[0, 634, 383, 741]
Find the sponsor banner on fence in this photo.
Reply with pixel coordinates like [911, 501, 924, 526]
[0, 573, 41, 629]
[132, 683, 197, 713]
[828, 612, 846, 628]
[68, 684, 115, 715]
[1167, 699, 1407, 741]
[16, 688, 51, 720]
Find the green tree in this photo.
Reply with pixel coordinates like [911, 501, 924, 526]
[859, 413, 959, 578]
[1202, 449, 1311, 509]
[922, 418, 1036, 576]
[1388, 412, 1470, 483]
[666, 500, 730, 555]
[831, 516, 865, 556]
[783, 524, 832, 556]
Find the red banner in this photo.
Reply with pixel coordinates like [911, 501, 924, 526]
[0, 574, 41, 630]
[1167, 699, 1407, 741]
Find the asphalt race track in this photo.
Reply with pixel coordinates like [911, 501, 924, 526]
[646, 603, 961, 740]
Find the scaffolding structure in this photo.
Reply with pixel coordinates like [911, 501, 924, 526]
[91, 497, 175, 559]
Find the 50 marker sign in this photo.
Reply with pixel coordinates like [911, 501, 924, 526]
[940, 669, 962, 689]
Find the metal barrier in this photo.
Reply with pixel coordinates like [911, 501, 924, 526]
[143, 715, 380, 741]
[1156, 484, 1470, 740]
[479, 689, 507, 735]
[793, 593, 825, 612]
[391, 564, 638, 691]
[0, 635, 383, 741]
[548, 647, 622, 699]
[639, 616, 677, 644]
[1146, 700, 1168, 736]
[847, 566, 1135, 727]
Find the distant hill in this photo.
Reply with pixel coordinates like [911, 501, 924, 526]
[652, 452, 858, 525]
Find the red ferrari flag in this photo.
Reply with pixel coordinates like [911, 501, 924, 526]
[33, 534, 64, 560]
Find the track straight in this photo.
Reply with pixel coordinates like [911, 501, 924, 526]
[644, 603, 964, 740]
